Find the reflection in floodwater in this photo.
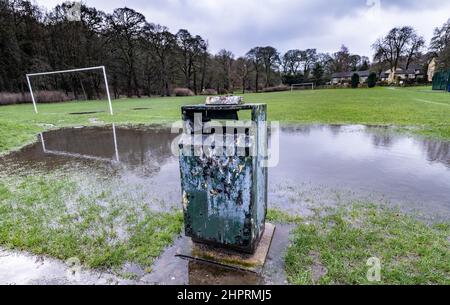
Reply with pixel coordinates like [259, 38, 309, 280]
[1, 124, 449, 219]
[188, 261, 262, 285]
[423, 139, 450, 165]
[2, 125, 178, 176]
[39, 124, 120, 163]
[275, 125, 450, 219]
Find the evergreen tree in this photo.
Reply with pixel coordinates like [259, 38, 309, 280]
[367, 72, 377, 88]
[351, 73, 360, 88]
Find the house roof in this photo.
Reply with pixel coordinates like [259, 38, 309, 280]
[332, 70, 372, 78]
[386, 65, 424, 75]
[397, 68, 424, 75]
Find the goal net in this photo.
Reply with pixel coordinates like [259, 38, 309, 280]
[26, 66, 113, 115]
[290, 82, 315, 91]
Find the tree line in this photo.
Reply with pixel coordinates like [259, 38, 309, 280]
[0, 0, 449, 100]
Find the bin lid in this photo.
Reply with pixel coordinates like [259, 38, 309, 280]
[206, 96, 243, 105]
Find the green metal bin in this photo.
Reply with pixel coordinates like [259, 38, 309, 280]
[178, 102, 268, 254]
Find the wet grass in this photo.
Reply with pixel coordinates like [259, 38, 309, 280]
[0, 86, 449, 154]
[0, 172, 183, 272]
[267, 209, 303, 224]
[285, 204, 450, 285]
[0, 173, 449, 284]
[0, 121, 44, 155]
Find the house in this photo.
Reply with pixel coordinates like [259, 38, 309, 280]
[331, 70, 371, 85]
[385, 65, 425, 83]
[331, 65, 426, 85]
[427, 57, 437, 82]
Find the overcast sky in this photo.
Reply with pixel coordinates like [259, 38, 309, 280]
[33, 0, 450, 58]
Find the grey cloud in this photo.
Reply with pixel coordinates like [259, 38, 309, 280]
[37, 0, 450, 56]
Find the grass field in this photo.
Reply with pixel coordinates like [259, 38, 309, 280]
[0, 86, 449, 154]
[285, 204, 450, 285]
[0, 86, 449, 284]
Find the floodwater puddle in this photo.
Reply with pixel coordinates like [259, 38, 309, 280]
[0, 247, 133, 285]
[1, 124, 449, 284]
[69, 111, 104, 115]
[1, 124, 449, 219]
[132, 107, 152, 111]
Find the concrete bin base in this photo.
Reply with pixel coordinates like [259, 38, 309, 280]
[176, 223, 276, 274]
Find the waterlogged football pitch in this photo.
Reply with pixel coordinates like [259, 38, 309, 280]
[0, 87, 449, 284]
[1, 86, 450, 154]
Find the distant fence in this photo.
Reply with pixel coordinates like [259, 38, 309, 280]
[0, 90, 110, 106]
[432, 70, 450, 91]
[0, 91, 75, 106]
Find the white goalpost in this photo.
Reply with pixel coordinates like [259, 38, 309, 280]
[290, 82, 315, 91]
[26, 66, 113, 115]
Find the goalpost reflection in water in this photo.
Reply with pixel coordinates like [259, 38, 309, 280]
[40, 123, 120, 163]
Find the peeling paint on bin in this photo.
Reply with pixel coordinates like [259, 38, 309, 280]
[179, 103, 268, 253]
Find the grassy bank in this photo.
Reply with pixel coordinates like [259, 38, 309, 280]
[0, 86, 449, 154]
[285, 204, 450, 285]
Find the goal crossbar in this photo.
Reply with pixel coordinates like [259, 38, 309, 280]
[291, 82, 315, 91]
[26, 66, 113, 115]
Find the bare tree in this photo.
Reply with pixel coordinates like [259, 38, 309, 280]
[431, 18, 450, 52]
[372, 26, 425, 74]
[215, 49, 234, 91]
[405, 34, 425, 69]
[106, 7, 145, 97]
[176, 29, 194, 89]
[300, 49, 317, 76]
[282, 49, 302, 75]
[430, 18, 450, 69]
[175, 29, 208, 93]
[246, 47, 263, 92]
[332, 45, 352, 72]
[316, 53, 334, 76]
[143, 23, 176, 96]
[190, 35, 208, 94]
[198, 40, 209, 93]
[259, 46, 280, 87]
[349, 55, 361, 71]
[233, 57, 250, 93]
